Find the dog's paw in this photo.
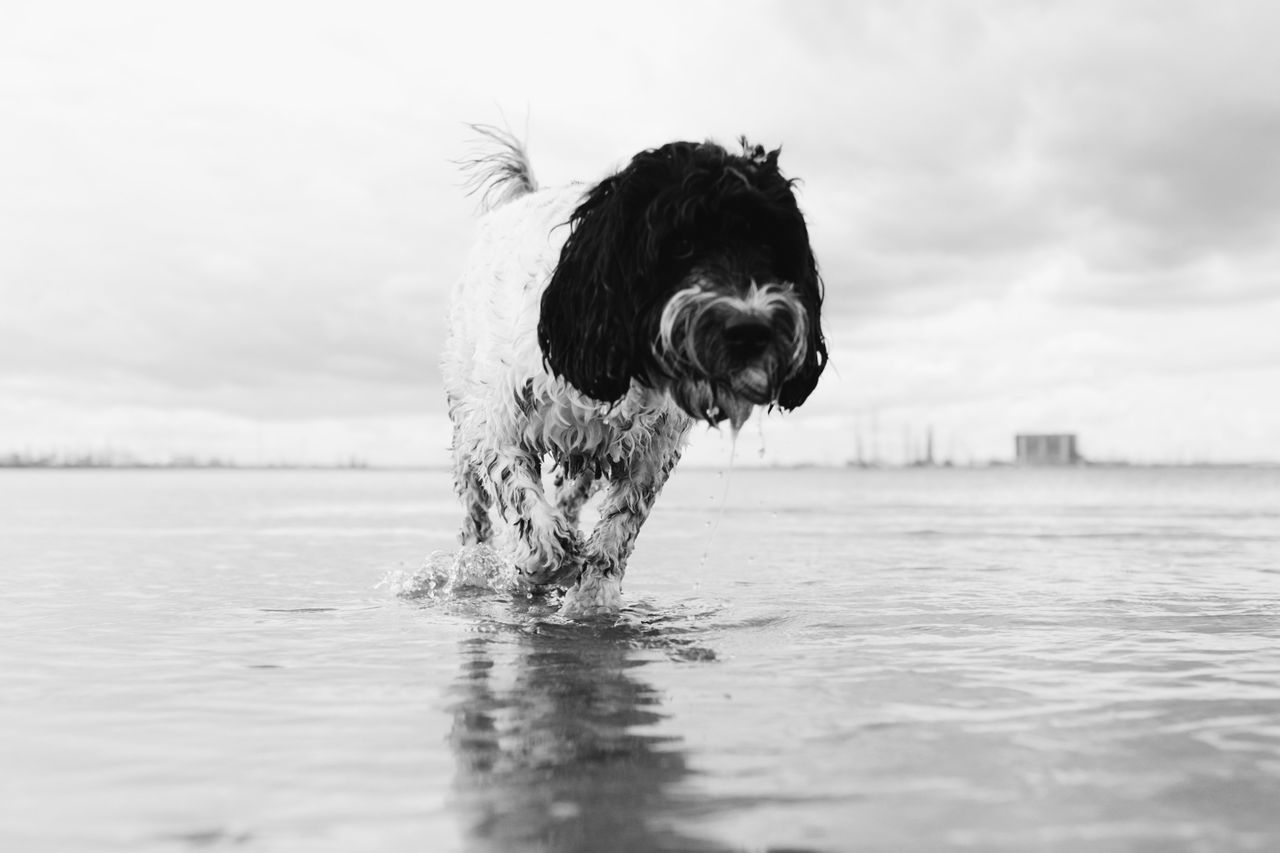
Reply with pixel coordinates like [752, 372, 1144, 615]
[558, 570, 622, 618]
[513, 516, 583, 590]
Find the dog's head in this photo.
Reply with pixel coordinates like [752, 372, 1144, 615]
[537, 139, 827, 428]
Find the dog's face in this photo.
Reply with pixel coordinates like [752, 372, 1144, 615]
[538, 140, 827, 427]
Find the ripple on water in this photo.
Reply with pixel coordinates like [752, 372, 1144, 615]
[381, 546, 727, 664]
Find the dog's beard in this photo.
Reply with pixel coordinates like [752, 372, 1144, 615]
[654, 281, 808, 430]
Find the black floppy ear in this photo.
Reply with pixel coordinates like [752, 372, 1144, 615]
[537, 171, 648, 402]
[777, 249, 828, 410]
[745, 146, 827, 410]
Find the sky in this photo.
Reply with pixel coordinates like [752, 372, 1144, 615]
[4, 0, 1280, 467]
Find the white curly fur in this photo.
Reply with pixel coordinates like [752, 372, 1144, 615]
[442, 184, 693, 617]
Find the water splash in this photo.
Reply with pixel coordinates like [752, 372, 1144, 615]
[380, 544, 518, 599]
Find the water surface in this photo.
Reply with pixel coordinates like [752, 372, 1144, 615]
[2, 467, 1279, 851]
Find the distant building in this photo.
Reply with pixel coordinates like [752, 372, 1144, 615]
[1015, 433, 1081, 466]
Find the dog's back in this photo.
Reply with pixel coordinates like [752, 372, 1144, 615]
[443, 129, 584, 412]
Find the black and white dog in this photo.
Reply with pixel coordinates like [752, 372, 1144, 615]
[443, 127, 826, 615]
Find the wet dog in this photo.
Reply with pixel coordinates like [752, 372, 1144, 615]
[442, 127, 826, 615]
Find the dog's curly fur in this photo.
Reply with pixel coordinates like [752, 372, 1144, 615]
[442, 127, 827, 616]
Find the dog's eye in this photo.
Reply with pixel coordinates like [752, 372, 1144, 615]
[672, 237, 695, 258]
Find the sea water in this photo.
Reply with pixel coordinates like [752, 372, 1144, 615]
[2, 466, 1279, 852]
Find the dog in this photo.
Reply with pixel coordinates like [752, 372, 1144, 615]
[442, 126, 827, 616]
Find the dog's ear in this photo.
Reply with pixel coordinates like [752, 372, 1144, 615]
[777, 247, 828, 409]
[538, 165, 655, 402]
[752, 148, 827, 410]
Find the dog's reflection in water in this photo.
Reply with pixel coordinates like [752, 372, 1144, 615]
[446, 620, 726, 853]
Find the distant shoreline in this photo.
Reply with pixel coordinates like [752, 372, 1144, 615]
[3, 461, 1278, 472]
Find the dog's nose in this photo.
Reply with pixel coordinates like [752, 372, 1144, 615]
[724, 317, 773, 360]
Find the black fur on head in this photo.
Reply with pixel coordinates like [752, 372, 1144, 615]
[537, 138, 827, 423]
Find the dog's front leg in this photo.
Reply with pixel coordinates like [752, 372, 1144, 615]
[487, 449, 581, 590]
[560, 440, 685, 617]
[552, 467, 598, 531]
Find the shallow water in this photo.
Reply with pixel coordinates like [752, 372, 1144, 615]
[3, 467, 1280, 852]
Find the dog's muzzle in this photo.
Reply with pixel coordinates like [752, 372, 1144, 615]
[655, 281, 808, 428]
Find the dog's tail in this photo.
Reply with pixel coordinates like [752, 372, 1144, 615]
[459, 123, 538, 212]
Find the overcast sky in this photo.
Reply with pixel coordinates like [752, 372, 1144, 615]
[4, 0, 1280, 466]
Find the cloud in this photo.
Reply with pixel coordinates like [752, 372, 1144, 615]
[3, 0, 1279, 463]
[785, 1, 1280, 317]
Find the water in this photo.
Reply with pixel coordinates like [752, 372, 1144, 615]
[2, 466, 1279, 852]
